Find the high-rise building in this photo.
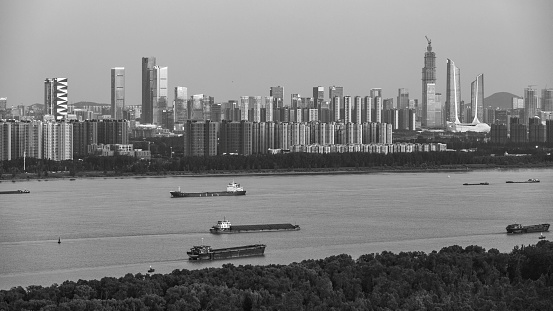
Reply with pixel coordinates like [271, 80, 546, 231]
[397, 88, 409, 110]
[374, 96, 383, 123]
[542, 88, 553, 111]
[354, 96, 362, 124]
[111, 68, 125, 120]
[470, 74, 484, 123]
[445, 58, 461, 125]
[44, 78, 68, 120]
[270, 86, 283, 108]
[43, 121, 73, 160]
[152, 66, 168, 126]
[524, 87, 539, 125]
[329, 86, 343, 102]
[183, 120, 218, 156]
[0, 98, 6, 111]
[370, 88, 382, 98]
[239, 96, 249, 121]
[291, 94, 301, 109]
[141, 57, 156, 124]
[190, 94, 208, 121]
[421, 37, 436, 128]
[343, 96, 352, 124]
[313, 86, 324, 109]
[265, 96, 274, 122]
[174, 87, 188, 124]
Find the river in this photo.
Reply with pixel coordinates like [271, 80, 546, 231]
[0, 167, 551, 290]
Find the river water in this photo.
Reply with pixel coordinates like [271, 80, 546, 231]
[1, 168, 551, 290]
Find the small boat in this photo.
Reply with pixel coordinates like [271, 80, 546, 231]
[506, 179, 540, 183]
[58, 237, 61, 244]
[462, 182, 489, 186]
[539, 233, 546, 240]
[147, 266, 155, 273]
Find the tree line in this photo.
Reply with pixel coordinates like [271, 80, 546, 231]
[1, 241, 553, 310]
[1, 141, 552, 179]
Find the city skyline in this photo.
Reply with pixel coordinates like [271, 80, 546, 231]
[1, 0, 552, 107]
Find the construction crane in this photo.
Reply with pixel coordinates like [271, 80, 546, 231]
[425, 36, 431, 45]
[528, 84, 537, 89]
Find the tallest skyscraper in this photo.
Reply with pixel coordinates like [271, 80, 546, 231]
[421, 37, 438, 128]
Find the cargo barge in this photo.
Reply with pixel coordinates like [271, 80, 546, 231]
[462, 182, 489, 186]
[170, 181, 246, 198]
[187, 244, 266, 260]
[506, 179, 540, 183]
[0, 190, 30, 194]
[506, 223, 550, 234]
[210, 219, 300, 234]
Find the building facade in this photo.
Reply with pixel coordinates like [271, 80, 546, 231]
[141, 57, 156, 124]
[421, 38, 436, 128]
[470, 74, 484, 123]
[445, 58, 461, 125]
[44, 78, 68, 120]
[111, 67, 125, 120]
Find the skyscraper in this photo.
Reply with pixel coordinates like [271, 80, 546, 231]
[329, 86, 343, 101]
[313, 86, 324, 109]
[421, 37, 436, 128]
[270, 86, 283, 108]
[44, 78, 68, 120]
[152, 66, 168, 126]
[397, 88, 409, 110]
[470, 74, 484, 123]
[542, 88, 553, 112]
[111, 67, 125, 120]
[524, 87, 539, 124]
[141, 57, 156, 124]
[174, 86, 188, 123]
[445, 58, 461, 125]
[343, 96, 352, 124]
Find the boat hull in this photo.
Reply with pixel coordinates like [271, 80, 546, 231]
[506, 224, 550, 234]
[210, 224, 300, 234]
[170, 190, 246, 198]
[187, 244, 266, 260]
[0, 190, 30, 194]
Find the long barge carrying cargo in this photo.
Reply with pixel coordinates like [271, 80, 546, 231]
[506, 179, 540, 183]
[170, 181, 245, 198]
[0, 190, 30, 194]
[210, 219, 300, 234]
[506, 223, 550, 234]
[187, 244, 266, 260]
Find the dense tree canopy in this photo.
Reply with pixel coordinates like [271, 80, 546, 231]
[2, 241, 553, 310]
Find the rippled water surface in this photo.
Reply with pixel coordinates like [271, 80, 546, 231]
[1, 168, 552, 289]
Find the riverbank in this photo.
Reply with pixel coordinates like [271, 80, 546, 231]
[2, 162, 552, 182]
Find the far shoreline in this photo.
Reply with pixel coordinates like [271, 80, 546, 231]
[2, 163, 552, 182]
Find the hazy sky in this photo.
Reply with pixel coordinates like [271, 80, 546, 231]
[1, 0, 552, 107]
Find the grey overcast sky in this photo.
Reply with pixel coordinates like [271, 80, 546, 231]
[1, 0, 552, 107]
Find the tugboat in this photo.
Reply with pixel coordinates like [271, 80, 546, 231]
[170, 180, 246, 198]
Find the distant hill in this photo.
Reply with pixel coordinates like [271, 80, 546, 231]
[484, 92, 521, 110]
[72, 101, 109, 108]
